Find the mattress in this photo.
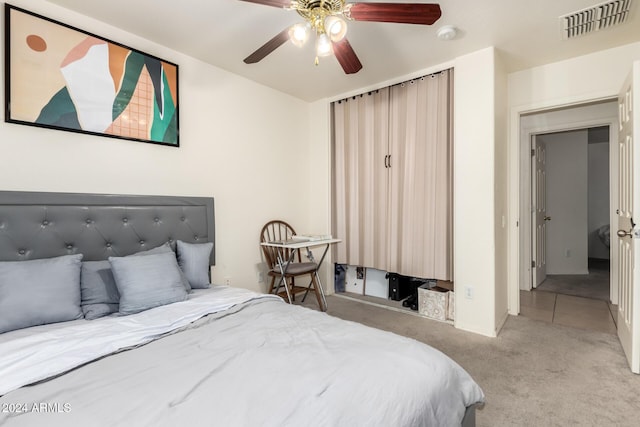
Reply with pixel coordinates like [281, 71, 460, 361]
[0, 286, 484, 426]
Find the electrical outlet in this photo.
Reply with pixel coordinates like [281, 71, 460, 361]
[464, 286, 474, 299]
[224, 276, 231, 286]
[565, 249, 571, 258]
[257, 271, 264, 283]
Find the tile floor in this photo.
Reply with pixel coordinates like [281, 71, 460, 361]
[520, 259, 618, 334]
[520, 290, 618, 334]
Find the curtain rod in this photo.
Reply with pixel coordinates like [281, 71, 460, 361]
[333, 68, 451, 104]
[335, 90, 380, 104]
[395, 69, 449, 88]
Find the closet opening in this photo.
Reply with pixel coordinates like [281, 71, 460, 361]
[330, 69, 454, 323]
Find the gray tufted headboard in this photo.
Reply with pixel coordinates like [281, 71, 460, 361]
[0, 191, 215, 264]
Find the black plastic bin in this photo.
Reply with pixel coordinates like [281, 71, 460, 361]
[388, 273, 411, 301]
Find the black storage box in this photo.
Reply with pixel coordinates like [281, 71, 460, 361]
[388, 273, 411, 301]
[388, 274, 434, 301]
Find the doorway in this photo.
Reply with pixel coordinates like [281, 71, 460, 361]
[533, 127, 611, 297]
[518, 101, 619, 296]
[518, 101, 619, 333]
[525, 126, 617, 333]
[511, 62, 640, 373]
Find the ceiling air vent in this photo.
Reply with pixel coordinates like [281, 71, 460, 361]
[560, 0, 632, 39]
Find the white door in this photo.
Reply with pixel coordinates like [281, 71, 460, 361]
[532, 138, 548, 287]
[617, 61, 640, 374]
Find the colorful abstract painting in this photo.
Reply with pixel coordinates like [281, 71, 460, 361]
[4, 5, 179, 147]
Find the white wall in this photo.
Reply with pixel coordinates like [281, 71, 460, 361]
[307, 100, 334, 291]
[454, 47, 499, 337]
[508, 42, 640, 109]
[540, 130, 589, 274]
[494, 51, 510, 334]
[0, 0, 313, 293]
[588, 142, 610, 259]
[508, 42, 640, 312]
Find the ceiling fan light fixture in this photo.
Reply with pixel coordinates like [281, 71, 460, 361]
[325, 15, 348, 42]
[242, 0, 444, 74]
[316, 33, 333, 57]
[289, 22, 311, 47]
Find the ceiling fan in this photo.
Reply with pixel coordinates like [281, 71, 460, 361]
[239, 0, 442, 74]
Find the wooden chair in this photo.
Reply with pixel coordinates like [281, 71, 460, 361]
[260, 220, 324, 310]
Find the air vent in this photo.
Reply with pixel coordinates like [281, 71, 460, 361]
[560, 0, 632, 39]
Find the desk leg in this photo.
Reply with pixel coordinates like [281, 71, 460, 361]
[314, 271, 328, 312]
[301, 248, 315, 303]
[275, 248, 296, 304]
[313, 244, 331, 312]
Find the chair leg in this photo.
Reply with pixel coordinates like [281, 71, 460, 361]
[291, 277, 296, 302]
[267, 276, 276, 295]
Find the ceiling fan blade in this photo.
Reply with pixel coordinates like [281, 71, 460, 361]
[244, 28, 290, 64]
[332, 38, 363, 74]
[346, 2, 442, 25]
[237, 0, 292, 8]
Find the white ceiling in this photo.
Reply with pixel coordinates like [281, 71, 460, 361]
[44, 0, 640, 102]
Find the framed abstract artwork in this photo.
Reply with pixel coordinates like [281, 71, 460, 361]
[4, 4, 179, 147]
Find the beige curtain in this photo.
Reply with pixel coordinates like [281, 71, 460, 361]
[332, 88, 390, 270]
[388, 70, 453, 280]
[332, 69, 453, 280]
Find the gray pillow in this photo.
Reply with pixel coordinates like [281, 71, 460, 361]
[80, 260, 119, 320]
[80, 243, 192, 320]
[135, 242, 173, 257]
[109, 251, 188, 315]
[0, 254, 83, 333]
[176, 240, 213, 289]
[133, 243, 191, 292]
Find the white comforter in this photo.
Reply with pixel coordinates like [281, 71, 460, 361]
[0, 286, 484, 426]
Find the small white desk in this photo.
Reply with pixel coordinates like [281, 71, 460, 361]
[261, 238, 341, 311]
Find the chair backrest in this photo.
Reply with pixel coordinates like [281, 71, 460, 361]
[260, 220, 301, 269]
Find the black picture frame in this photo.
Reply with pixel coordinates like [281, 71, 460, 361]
[4, 4, 180, 147]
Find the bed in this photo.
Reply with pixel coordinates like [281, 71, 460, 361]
[0, 191, 484, 426]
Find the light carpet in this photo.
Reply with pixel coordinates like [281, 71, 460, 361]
[306, 295, 640, 426]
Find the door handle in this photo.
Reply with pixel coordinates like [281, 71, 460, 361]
[617, 229, 633, 238]
[544, 216, 551, 221]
